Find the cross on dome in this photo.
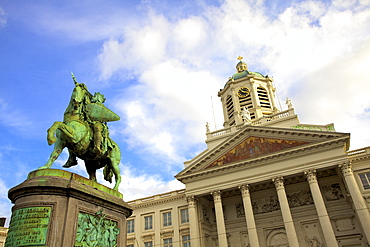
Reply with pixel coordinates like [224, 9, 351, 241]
[236, 56, 248, 72]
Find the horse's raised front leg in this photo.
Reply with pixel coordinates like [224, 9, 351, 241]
[47, 121, 63, 145]
[47, 121, 76, 145]
[39, 133, 64, 169]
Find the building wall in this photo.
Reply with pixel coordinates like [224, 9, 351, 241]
[126, 190, 190, 247]
[0, 227, 8, 247]
[126, 148, 370, 247]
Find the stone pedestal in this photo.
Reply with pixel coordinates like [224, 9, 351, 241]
[5, 169, 132, 247]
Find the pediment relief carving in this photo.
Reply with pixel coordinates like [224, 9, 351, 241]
[206, 136, 310, 169]
[176, 126, 349, 180]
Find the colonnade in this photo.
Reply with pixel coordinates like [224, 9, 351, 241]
[186, 163, 370, 247]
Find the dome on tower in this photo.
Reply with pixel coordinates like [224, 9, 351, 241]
[236, 60, 248, 72]
[231, 70, 249, 80]
[226, 59, 265, 83]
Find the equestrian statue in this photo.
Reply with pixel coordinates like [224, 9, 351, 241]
[38, 73, 122, 190]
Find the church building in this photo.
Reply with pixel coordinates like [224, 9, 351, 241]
[126, 59, 370, 247]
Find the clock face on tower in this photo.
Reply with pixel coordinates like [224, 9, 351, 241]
[237, 87, 250, 98]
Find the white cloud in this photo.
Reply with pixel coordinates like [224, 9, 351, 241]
[0, 98, 33, 131]
[0, 6, 6, 28]
[9, 2, 133, 43]
[91, 163, 185, 201]
[98, 0, 370, 162]
[98, 13, 171, 80]
[293, 41, 370, 149]
[172, 17, 207, 52]
[112, 60, 223, 166]
[118, 166, 185, 201]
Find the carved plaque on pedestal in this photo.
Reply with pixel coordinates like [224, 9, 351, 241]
[75, 210, 119, 247]
[5, 207, 51, 247]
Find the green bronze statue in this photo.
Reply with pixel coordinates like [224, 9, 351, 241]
[38, 73, 122, 191]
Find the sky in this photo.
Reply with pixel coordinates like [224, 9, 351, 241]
[1, 0, 370, 225]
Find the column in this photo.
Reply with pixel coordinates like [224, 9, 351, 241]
[172, 207, 180, 247]
[266, 83, 278, 112]
[239, 185, 260, 247]
[250, 81, 262, 118]
[273, 176, 300, 247]
[250, 80, 259, 107]
[339, 162, 370, 243]
[231, 87, 243, 126]
[305, 170, 338, 246]
[186, 196, 201, 247]
[154, 209, 161, 246]
[211, 190, 228, 247]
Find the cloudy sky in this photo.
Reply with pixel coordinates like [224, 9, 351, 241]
[1, 0, 370, 224]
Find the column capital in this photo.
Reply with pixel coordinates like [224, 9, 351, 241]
[339, 162, 353, 176]
[239, 184, 250, 197]
[272, 176, 284, 189]
[186, 195, 197, 207]
[211, 190, 222, 202]
[304, 169, 317, 183]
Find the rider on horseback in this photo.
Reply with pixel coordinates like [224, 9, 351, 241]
[91, 92, 108, 156]
[63, 76, 119, 168]
[40, 73, 122, 190]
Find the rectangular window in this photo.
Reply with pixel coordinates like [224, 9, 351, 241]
[144, 242, 153, 247]
[163, 212, 172, 227]
[359, 172, 370, 190]
[180, 208, 189, 224]
[127, 219, 134, 233]
[144, 215, 153, 230]
[164, 238, 173, 247]
[182, 235, 191, 247]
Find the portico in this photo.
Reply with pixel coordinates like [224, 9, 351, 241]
[182, 163, 370, 246]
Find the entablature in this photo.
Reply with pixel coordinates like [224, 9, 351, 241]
[127, 189, 186, 209]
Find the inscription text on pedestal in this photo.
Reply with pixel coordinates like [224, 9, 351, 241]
[5, 206, 51, 247]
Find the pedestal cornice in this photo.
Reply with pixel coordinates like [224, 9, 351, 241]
[8, 169, 132, 216]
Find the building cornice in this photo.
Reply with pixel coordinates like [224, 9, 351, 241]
[127, 190, 186, 209]
[347, 146, 370, 163]
[178, 137, 348, 184]
[177, 125, 349, 180]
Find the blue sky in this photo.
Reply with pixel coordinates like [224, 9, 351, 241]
[1, 0, 370, 224]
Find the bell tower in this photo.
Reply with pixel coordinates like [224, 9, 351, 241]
[218, 57, 279, 127]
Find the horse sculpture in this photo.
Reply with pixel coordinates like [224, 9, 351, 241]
[38, 74, 122, 191]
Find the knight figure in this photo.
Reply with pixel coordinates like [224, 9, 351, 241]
[39, 73, 122, 190]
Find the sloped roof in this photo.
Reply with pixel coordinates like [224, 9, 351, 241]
[176, 125, 350, 182]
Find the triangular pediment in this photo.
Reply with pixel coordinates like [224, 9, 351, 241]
[176, 125, 350, 181]
[206, 136, 310, 169]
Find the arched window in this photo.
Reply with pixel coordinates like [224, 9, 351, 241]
[238, 93, 254, 119]
[266, 229, 289, 247]
[257, 86, 271, 109]
[226, 95, 235, 125]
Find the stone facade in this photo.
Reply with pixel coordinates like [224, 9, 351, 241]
[0, 227, 7, 247]
[126, 190, 189, 247]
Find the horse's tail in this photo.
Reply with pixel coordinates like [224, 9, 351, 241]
[103, 165, 113, 183]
